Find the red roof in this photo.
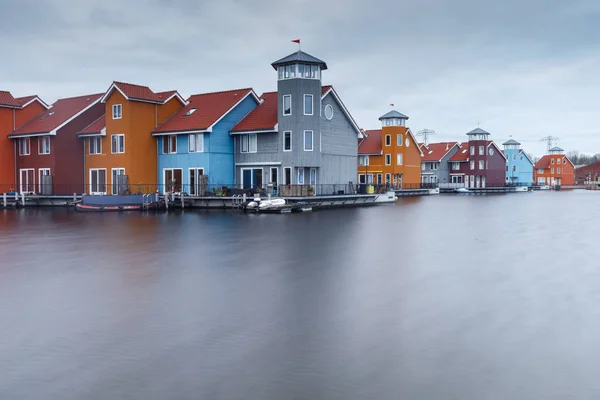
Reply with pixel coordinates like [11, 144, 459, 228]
[0, 91, 20, 108]
[535, 155, 552, 169]
[9, 93, 103, 137]
[322, 85, 332, 95]
[231, 92, 278, 132]
[78, 114, 106, 136]
[449, 142, 470, 161]
[153, 88, 257, 134]
[358, 129, 382, 154]
[421, 142, 459, 161]
[155, 90, 178, 102]
[102, 82, 182, 105]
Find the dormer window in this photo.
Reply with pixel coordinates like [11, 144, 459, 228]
[183, 108, 197, 117]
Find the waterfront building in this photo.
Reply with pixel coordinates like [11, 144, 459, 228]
[0, 91, 49, 192]
[574, 160, 600, 184]
[231, 50, 363, 194]
[79, 82, 185, 195]
[448, 128, 506, 188]
[152, 88, 260, 194]
[502, 139, 534, 186]
[419, 141, 460, 186]
[358, 110, 422, 188]
[8, 93, 103, 194]
[533, 146, 574, 186]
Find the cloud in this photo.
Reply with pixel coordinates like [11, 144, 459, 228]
[1, 0, 599, 156]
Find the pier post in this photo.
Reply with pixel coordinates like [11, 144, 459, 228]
[165, 194, 169, 210]
[14, 192, 18, 201]
[243, 194, 247, 203]
[181, 194, 184, 209]
[2, 193, 6, 208]
[21, 193, 25, 207]
[73, 193, 76, 203]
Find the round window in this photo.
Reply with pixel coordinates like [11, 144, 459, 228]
[324, 104, 334, 120]
[405, 138, 410, 147]
[489, 148, 494, 156]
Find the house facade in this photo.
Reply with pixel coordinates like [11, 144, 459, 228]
[152, 88, 260, 194]
[503, 139, 534, 186]
[231, 50, 363, 194]
[8, 94, 104, 194]
[575, 160, 600, 184]
[80, 82, 184, 195]
[533, 147, 574, 186]
[358, 130, 383, 185]
[0, 91, 48, 192]
[419, 141, 460, 186]
[448, 128, 506, 188]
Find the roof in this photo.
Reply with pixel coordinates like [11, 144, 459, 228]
[231, 92, 278, 133]
[466, 127, 490, 135]
[449, 142, 470, 161]
[535, 155, 552, 169]
[0, 91, 20, 108]
[100, 81, 184, 105]
[8, 93, 103, 137]
[550, 146, 564, 152]
[420, 142, 459, 162]
[358, 130, 382, 155]
[271, 50, 328, 70]
[153, 88, 259, 134]
[503, 139, 521, 146]
[78, 114, 106, 137]
[379, 110, 409, 120]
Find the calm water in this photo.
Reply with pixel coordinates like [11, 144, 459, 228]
[1, 191, 600, 399]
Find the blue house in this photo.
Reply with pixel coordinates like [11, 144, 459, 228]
[152, 88, 260, 194]
[503, 138, 534, 185]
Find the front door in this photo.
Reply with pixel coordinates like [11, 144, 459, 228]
[90, 169, 107, 194]
[112, 168, 126, 195]
[164, 169, 182, 193]
[482, 176, 486, 188]
[39, 168, 51, 195]
[242, 169, 252, 189]
[476, 176, 481, 188]
[20, 169, 35, 194]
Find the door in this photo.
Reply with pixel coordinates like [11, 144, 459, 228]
[20, 169, 35, 194]
[482, 176, 486, 188]
[270, 167, 278, 191]
[188, 168, 205, 196]
[476, 176, 481, 188]
[112, 168, 126, 195]
[252, 169, 263, 188]
[90, 169, 106, 194]
[397, 174, 403, 189]
[39, 168, 52, 195]
[242, 169, 252, 189]
[163, 168, 182, 193]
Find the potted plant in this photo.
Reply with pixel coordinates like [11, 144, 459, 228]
[307, 186, 315, 196]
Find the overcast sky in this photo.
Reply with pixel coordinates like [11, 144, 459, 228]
[2, 0, 600, 156]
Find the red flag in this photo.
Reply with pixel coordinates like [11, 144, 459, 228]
[389, 103, 395, 107]
[292, 39, 300, 44]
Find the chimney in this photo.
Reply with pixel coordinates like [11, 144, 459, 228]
[446, 143, 449, 150]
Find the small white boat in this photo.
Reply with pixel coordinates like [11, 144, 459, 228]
[455, 188, 471, 193]
[514, 186, 529, 192]
[246, 197, 261, 209]
[258, 198, 286, 210]
[538, 185, 550, 190]
[429, 188, 440, 195]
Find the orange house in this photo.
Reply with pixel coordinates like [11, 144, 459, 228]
[358, 110, 422, 188]
[78, 82, 185, 195]
[533, 146, 575, 186]
[0, 91, 48, 192]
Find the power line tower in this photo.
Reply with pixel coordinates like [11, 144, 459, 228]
[540, 136, 559, 153]
[417, 129, 436, 146]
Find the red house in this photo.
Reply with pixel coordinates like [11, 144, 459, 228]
[8, 93, 104, 194]
[0, 91, 49, 192]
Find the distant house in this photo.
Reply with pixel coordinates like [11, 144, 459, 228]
[502, 139, 534, 186]
[574, 160, 600, 184]
[419, 141, 460, 186]
[533, 147, 574, 186]
[0, 91, 48, 192]
[8, 94, 104, 194]
[231, 50, 363, 194]
[152, 88, 260, 194]
[448, 128, 507, 188]
[357, 129, 382, 185]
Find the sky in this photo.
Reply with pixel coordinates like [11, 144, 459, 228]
[2, 0, 600, 157]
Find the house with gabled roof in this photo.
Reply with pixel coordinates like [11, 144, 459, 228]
[8, 93, 104, 194]
[533, 146, 574, 186]
[0, 91, 49, 192]
[419, 141, 460, 186]
[78, 81, 185, 195]
[357, 129, 383, 185]
[152, 88, 260, 194]
[230, 50, 363, 194]
[502, 138, 533, 186]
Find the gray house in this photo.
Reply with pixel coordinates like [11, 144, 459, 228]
[230, 50, 363, 194]
[419, 142, 460, 186]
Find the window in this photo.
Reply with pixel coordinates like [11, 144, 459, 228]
[405, 138, 410, 147]
[359, 155, 369, 166]
[188, 133, 204, 153]
[241, 134, 258, 153]
[397, 154, 403, 165]
[470, 160, 475, 170]
[506, 165, 509, 172]
[112, 168, 126, 195]
[112, 104, 122, 119]
[470, 146, 475, 156]
[304, 94, 313, 115]
[283, 95, 292, 116]
[513, 154, 517, 161]
[324, 104, 334, 120]
[89, 137, 102, 155]
[304, 130, 313, 151]
[19, 138, 30, 156]
[421, 163, 425, 171]
[538, 169, 544, 174]
[38, 136, 50, 155]
[310, 168, 316, 185]
[431, 162, 438, 170]
[377, 174, 382, 184]
[89, 169, 106, 194]
[520, 155, 524, 161]
[512, 165, 517, 172]
[183, 108, 197, 116]
[557, 168, 561, 174]
[551, 158, 555, 164]
[163, 168, 182, 193]
[385, 135, 391, 146]
[385, 173, 391, 183]
[297, 168, 304, 184]
[479, 160, 484, 170]
[385, 154, 391, 165]
[111, 134, 125, 154]
[38, 168, 51, 194]
[283, 131, 292, 151]
[310, 65, 319, 79]
[452, 162, 460, 171]
[557, 158, 561, 164]
[163, 135, 177, 154]
[188, 168, 204, 196]
[479, 146, 484, 155]
[284, 167, 292, 185]
[489, 148, 494, 156]
[551, 168, 555, 174]
[397, 134, 403, 146]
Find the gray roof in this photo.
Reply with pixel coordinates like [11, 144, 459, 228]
[550, 146, 564, 152]
[466, 128, 490, 135]
[379, 110, 409, 120]
[502, 139, 521, 146]
[271, 51, 328, 70]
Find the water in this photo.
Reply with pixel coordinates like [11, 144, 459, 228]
[1, 191, 600, 399]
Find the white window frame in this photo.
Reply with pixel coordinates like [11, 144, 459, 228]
[89, 137, 102, 155]
[188, 167, 205, 196]
[303, 94, 313, 116]
[479, 146, 484, 155]
[112, 104, 122, 119]
[283, 95, 292, 116]
[270, 167, 279, 186]
[163, 135, 177, 154]
[111, 168, 126, 195]
[385, 173, 391, 183]
[452, 162, 460, 171]
[304, 130, 313, 151]
[397, 153, 403, 166]
[385, 154, 391, 165]
[188, 133, 204, 153]
[241, 134, 258, 153]
[385, 134, 391, 146]
[89, 168, 107, 195]
[19, 138, 30, 156]
[283, 131, 292, 152]
[551, 158, 555, 164]
[297, 168, 304, 185]
[470, 160, 475, 170]
[309, 168, 316, 186]
[359, 155, 369, 166]
[38, 168, 51, 193]
[470, 146, 475, 156]
[283, 167, 292, 185]
[397, 134, 403, 146]
[111, 134, 125, 154]
[479, 160, 484, 170]
[38, 136, 51, 155]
